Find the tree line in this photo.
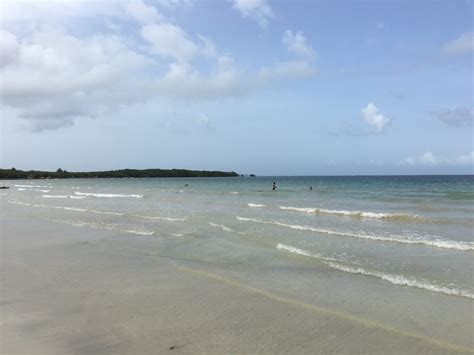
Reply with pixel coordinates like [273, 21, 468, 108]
[0, 168, 239, 179]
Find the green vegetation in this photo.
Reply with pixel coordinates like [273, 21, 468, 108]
[0, 168, 239, 180]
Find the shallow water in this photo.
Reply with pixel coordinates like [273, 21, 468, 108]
[1, 175, 473, 348]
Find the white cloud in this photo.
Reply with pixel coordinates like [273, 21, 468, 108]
[442, 32, 474, 55]
[0, 29, 149, 131]
[361, 103, 390, 133]
[0, 0, 316, 132]
[282, 30, 315, 59]
[141, 23, 199, 62]
[125, 0, 164, 24]
[401, 152, 474, 166]
[430, 108, 473, 127]
[231, 0, 274, 28]
[195, 113, 215, 130]
[0, 30, 20, 68]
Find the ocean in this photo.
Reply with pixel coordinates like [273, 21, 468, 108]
[1, 175, 473, 350]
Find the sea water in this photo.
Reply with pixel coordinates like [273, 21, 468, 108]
[2, 175, 473, 348]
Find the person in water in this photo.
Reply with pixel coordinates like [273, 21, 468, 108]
[309, 186, 312, 190]
[272, 181, 277, 191]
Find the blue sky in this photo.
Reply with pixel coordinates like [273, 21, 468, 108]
[0, 0, 473, 175]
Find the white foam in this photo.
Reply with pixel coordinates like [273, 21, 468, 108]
[74, 192, 143, 198]
[14, 184, 49, 188]
[0, 192, 8, 196]
[43, 194, 68, 198]
[134, 215, 186, 222]
[9, 201, 124, 216]
[248, 203, 266, 208]
[208, 222, 234, 232]
[36, 189, 50, 193]
[279, 206, 425, 222]
[49, 219, 155, 236]
[230, 191, 239, 195]
[238, 216, 474, 251]
[276, 243, 474, 299]
[69, 195, 85, 199]
[17, 188, 27, 191]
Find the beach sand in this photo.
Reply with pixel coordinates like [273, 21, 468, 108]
[1, 215, 471, 354]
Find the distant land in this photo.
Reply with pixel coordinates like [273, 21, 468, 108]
[0, 168, 239, 180]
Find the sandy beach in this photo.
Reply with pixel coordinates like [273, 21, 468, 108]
[1, 212, 472, 354]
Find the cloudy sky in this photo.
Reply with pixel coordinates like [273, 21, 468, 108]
[0, 0, 473, 175]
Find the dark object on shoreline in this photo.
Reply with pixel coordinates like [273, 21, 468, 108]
[249, 174, 256, 177]
[309, 186, 312, 190]
[0, 168, 239, 180]
[184, 184, 189, 187]
[0, 186, 9, 189]
[272, 181, 277, 191]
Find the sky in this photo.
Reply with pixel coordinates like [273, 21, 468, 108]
[0, 0, 473, 175]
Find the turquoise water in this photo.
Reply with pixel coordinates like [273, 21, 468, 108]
[2, 175, 474, 348]
[3, 175, 473, 299]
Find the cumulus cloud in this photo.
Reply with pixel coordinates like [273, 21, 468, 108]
[0, 29, 149, 131]
[141, 23, 200, 62]
[195, 113, 215, 131]
[125, 0, 164, 24]
[231, 0, 274, 28]
[430, 108, 473, 127]
[442, 32, 474, 55]
[0, 0, 316, 132]
[361, 103, 390, 133]
[401, 152, 474, 166]
[282, 30, 316, 59]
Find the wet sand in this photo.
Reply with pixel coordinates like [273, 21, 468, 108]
[1, 216, 472, 354]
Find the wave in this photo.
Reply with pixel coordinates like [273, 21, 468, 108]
[208, 222, 234, 232]
[69, 195, 86, 199]
[17, 188, 27, 191]
[43, 194, 68, 199]
[248, 203, 266, 208]
[237, 216, 474, 251]
[14, 184, 49, 188]
[134, 215, 186, 222]
[74, 192, 143, 198]
[9, 201, 185, 221]
[277, 244, 474, 299]
[49, 219, 154, 236]
[279, 206, 427, 222]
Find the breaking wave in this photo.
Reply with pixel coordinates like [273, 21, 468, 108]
[238, 216, 474, 251]
[49, 219, 155, 236]
[208, 222, 234, 232]
[248, 203, 266, 208]
[134, 215, 186, 222]
[74, 192, 143, 198]
[9, 201, 185, 221]
[279, 206, 427, 222]
[277, 243, 474, 299]
[43, 194, 68, 199]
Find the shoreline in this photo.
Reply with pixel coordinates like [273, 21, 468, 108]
[1, 214, 472, 354]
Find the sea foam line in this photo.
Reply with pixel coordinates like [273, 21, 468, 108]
[14, 184, 50, 188]
[48, 219, 155, 236]
[74, 192, 143, 198]
[134, 215, 186, 222]
[9, 201, 184, 221]
[237, 216, 474, 251]
[276, 243, 474, 299]
[279, 206, 427, 222]
[43, 194, 68, 199]
[248, 203, 266, 208]
[208, 222, 234, 232]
